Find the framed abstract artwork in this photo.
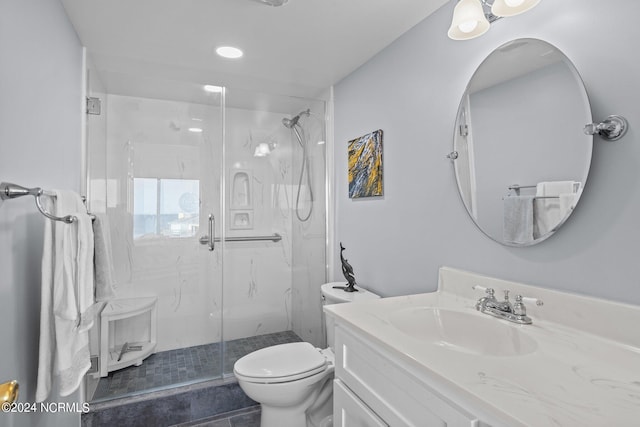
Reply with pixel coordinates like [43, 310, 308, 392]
[348, 129, 383, 198]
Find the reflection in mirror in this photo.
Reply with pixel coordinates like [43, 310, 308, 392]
[453, 39, 593, 246]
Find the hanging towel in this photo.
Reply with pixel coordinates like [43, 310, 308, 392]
[534, 181, 576, 237]
[36, 190, 94, 402]
[93, 213, 118, 301]
[503, 195, 535, 244]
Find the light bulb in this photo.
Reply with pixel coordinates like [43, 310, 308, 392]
[491, 0, 540, 18]
[458, 20, 479, 33]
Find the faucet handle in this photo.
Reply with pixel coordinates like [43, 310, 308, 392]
[472, 285, 495, 297]
[518, 295, 544, 306]
[513, 295, 543, 316]
[503, 289, 510, 301]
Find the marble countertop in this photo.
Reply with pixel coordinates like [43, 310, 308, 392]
[325, 267, 640, 427]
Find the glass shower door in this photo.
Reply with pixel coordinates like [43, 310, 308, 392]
[85, 69, 226, 401]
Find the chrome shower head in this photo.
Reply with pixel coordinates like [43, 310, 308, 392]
[282, 109, 310, 129]
[282, 116, 298, 129]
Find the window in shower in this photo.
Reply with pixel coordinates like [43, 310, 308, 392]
[133, 178, 200, 239]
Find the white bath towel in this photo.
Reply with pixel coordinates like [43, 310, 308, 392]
[93, 213, 117, 301]
[534, 181, 577, 237]
[36, 190, 94, 402]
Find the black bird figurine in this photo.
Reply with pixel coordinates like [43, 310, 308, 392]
[334, 242, 358, 292]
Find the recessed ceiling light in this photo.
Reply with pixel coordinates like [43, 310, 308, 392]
[216, 46, 243, 59]
[260, 0, 289, 6]
[188, 127, 203, 133]
[203, 85, 223, 93]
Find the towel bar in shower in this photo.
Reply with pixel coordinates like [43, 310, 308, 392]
[199, 233, 282, 245]
[0, 182, 94, 223]
[216, 233, 282, 243]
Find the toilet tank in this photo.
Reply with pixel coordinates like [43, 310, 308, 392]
[321, 282, 380, 349]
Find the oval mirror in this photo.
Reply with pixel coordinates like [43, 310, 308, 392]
[452, 38, 592, 246]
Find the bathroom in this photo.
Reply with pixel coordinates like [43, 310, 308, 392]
[1, 0, 639, 426]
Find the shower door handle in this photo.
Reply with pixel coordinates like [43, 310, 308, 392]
[198, 214, 215, 251]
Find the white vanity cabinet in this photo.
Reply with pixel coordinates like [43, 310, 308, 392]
[333, 323, 482, 427]
[328, 267, 640, 427]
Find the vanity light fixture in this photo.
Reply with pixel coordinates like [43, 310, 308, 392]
[216, 46, 244, 59]
[448, 0, 540, 41]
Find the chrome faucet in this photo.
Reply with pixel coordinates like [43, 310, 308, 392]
[473, 286, 543, 325]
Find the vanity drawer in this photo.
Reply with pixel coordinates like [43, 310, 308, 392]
[334, 379, 388, 427]
[335, 324, 480, 427]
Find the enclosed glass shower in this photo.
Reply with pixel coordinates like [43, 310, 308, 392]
[84, 61, 327, 402]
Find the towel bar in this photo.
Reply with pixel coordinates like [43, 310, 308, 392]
[0, 182, 94, 223]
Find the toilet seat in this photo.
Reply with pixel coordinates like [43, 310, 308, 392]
[234, 342, 329, 384]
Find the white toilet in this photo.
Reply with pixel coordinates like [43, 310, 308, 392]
[233, 282, 380, 427]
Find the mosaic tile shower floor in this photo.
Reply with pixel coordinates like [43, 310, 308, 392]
[92, 331, 302, 402]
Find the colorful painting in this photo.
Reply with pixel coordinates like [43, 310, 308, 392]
[348, 129, 383, 198]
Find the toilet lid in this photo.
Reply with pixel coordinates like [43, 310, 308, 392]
[234, 342, 327, 383]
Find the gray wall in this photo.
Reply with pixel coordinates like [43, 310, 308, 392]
[333, 0, 640, 304]
[0, 0, 82, 426]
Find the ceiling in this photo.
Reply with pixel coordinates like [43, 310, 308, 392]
[61, 0, 449, 106]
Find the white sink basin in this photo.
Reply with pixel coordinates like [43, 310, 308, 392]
[387, 307, 537, 357]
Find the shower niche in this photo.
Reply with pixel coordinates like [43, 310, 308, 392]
[230, 169, 253, 229]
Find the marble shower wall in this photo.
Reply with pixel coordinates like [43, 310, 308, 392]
[95, 92, 325, 353]
[290, 111, 327, 348]
[222, 107, 296, 341]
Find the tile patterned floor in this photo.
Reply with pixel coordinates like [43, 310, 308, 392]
[92, 331, 301, 401]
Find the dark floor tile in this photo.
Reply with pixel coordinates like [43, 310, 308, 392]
[229, 409, 261, 427]
[92, 331, 301, 402]
[169, 405, 260, 427]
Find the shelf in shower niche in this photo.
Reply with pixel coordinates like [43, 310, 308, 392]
[99, 296, 157, 377]
[230, 210, 253, 229]
[230, 169, 252, 209]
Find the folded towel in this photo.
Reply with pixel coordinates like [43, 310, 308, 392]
[36, 190, 93, 402]
[93, 214, 117, 302]
[534, 181, 577, 237]
[536, 181, 576, 197]
[503, 195, 535, 244]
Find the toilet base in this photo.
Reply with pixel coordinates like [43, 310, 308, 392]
[260, 403, 332, 427]
[261, 405, 307, 427]
[257, 374, 334, 427]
